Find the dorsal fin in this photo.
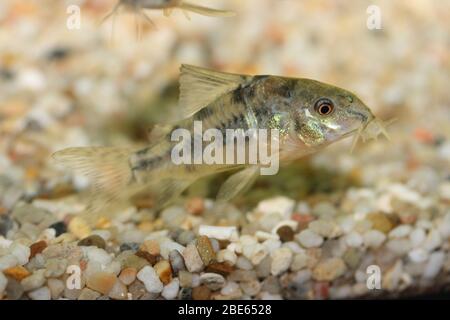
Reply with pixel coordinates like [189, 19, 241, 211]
[179, 64, 252, 119]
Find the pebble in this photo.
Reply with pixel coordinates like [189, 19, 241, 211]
[120, 253, 149, 270]
[236, 256, 253, 270]
[140, 239, 160, 256]
[312, 201, 337, 218]
[388, 225, 412, 238]
[296, 229, 324, 248]
[28, 286, 51, 300]
[86, 272, 117, 295]
[423, 251, 445, 279]
[0, 254, 18, 271]
[29, 240, 47, 259]
[178, 270, 194, 288]
[135, 250, 158, 265]
[161, 206, 187, 228]
[169, 250, 186, 275]
[198, 225, 239, 241]
[345, 232, 363, 248]
[240, 279, 262, 296]
[255, 255, 271, 278]
[182, 243, 204, 273]
[44, 258, 67, 277]
[0, 272, 6, 297]
[200, 273, 226, 291]
[192, 285, 211, 300]
[78, 287, 101, 300]
[157, 237, 185, 260]
[3, 265, 30, 281]
[162, 278, 180, 300]
[257, 196, 295, 218]
[409, 228, 426, 247]
[228, 270, 257, 282]
[78, 235, 106, 249]
[308, 220, 337, 238]
[261, 276, 280, 294]
[367, 213, 394, 234]
[119, 267, 137, 286]
[9, 242, 31, 265]
[48, 222, 67, 237]
[217, 249, 237, 265]
[108, 279, 128, 300]
[5, 277, 24, 300]
[220, 281, 242, 298]
[276, 226, 295, 242]
[205, 262, 234, 277]
[290, 252, 308, 271]
[270, 248, 293, 276]
[47, 278, 65, 299]
[179, 287, 193, 300]
[177, 230, 196, 246]
[196, 236, 216, 266]
[137, 265, 163, 293]
[408, 248, 429, 263]
[128, 281, 147, 300]
[312, 258, 347, 281]
[363, 230, 386, 248]
[154, 260, 172, 284]
[21, 269, 46, 291]
[120, 242, 140, 252]
[0, 216, 14, 237]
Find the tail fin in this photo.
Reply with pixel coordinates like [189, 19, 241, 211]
[179, 1, 236, 17]
[52, 147, 135, 217]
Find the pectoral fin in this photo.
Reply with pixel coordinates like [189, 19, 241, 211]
[216, 166, 260, 202]
[179, 64, 252, 119]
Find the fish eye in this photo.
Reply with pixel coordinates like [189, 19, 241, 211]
[314, 98, 334, 116]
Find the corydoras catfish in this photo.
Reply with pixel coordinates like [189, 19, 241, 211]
[54, 64, 389, 217]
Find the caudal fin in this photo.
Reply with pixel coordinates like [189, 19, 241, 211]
[52, 147, 134, 213]
[179, 1, 236, 17]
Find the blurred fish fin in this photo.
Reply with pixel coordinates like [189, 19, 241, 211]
[163, 8, 173, 17]
[148, 124, 173, 141]
[52, 146, 134, 200]
[216, 166, 259, 202]
[100, 1, 122, 25]
[153, 178, 194, 209]
[179, 64, 252, 119]
[179, 2, 236, 18]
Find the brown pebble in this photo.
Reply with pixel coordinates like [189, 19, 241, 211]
[185, 197, 205, 216]
[78, 235, 106, 249]
[196, 236, 216, 266]
[153, 260, 172, 285]
[118, 267, 137, 286]
[192, 285, 211, 300]
[277, 225, 294, 242]
[205, 262, 234, 277]
[135, 250, 158, 265]
[29, 240, 47, 259]
[140, 240, 160, 256]
[367, 213, 394, 234]
[3, 266, 30, 281]
[86, 272, 117, 295]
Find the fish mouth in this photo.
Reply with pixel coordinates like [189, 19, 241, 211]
[349, 116, 393, 152]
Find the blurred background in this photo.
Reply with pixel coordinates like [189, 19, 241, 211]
[0, 0, 448, 204]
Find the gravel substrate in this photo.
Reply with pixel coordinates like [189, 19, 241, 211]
[0, 0, 449, 300]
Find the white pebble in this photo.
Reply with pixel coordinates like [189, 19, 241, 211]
[282, 241, 304, 254]
[438, 213, 450, 238]
[200, 273, 225, 291]
[236, 256, 253, 270]
[83, 247, 112, 266]
[217, 249, 237, 265]
[363, 230, 386, 248]
[255, 231, 279, 241]
[28, 287, 51, 300]
[296, 230, 323, 248]
[220, 281, 240, 296]
[157, 237, 186, 260]
[198, 225, 239, 241]
[409, 228, 426, 247]
[262, 238, 281, 253]
[257, 196, 295, 218]
[408, 248, 429, 263]
[270, 248, 293, 276]
[389, 225, 412, 238]
[137, 266, 163, 293]
[9, 243, 30, 265]
[309, 219, 337, 238]
[0, 254, 18, 271]
[161, 278, 179, 300]
[345, 232, 363, 247]
[423, 251, 445, 279]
